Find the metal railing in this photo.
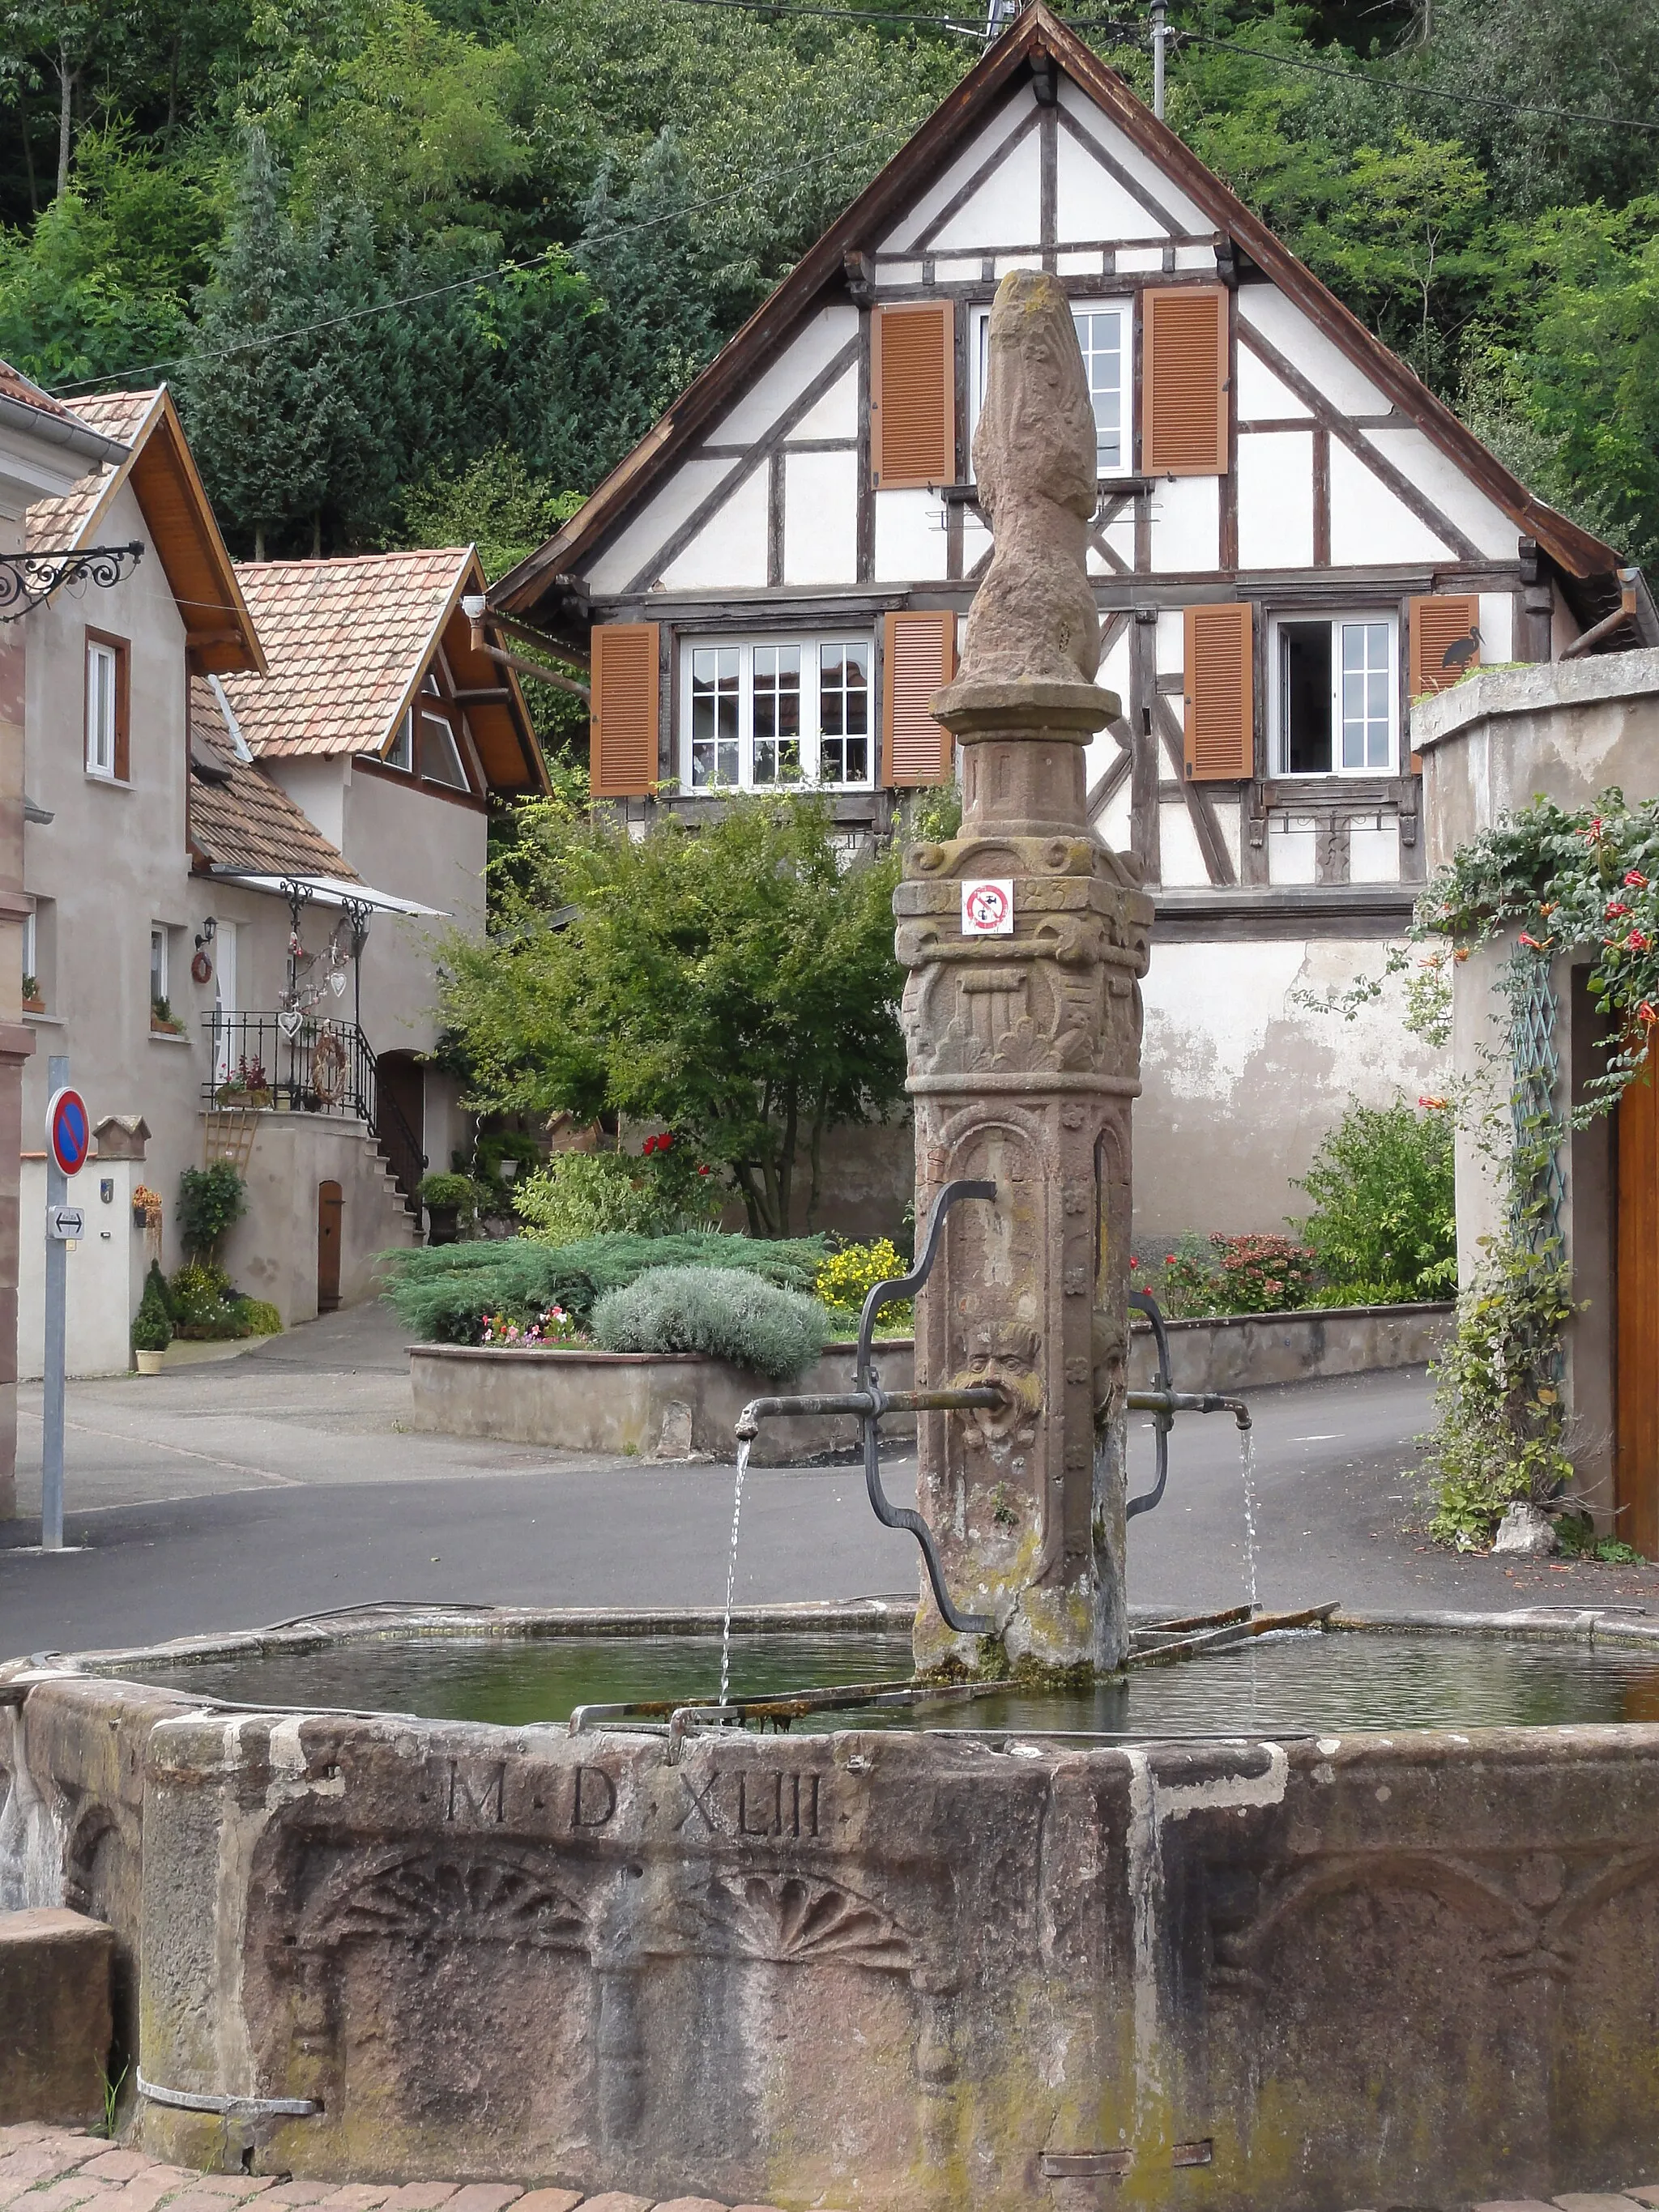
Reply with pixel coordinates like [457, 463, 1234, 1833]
[203, 1012, 427, 1210]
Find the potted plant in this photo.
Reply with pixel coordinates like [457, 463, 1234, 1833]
[22, 974, 44, 1014]
[131, 1259, 173, 1375]
[150, 995, 186, 1037]
[418, 1170, 476, 1247]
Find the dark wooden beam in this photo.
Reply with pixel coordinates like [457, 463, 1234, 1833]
[1130, 607, 1160, 885]
[451, 687, 513, 705]
[914, 105, 1041, 254]
[1055, 104, 1189, 241]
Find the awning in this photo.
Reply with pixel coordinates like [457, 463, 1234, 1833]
[206, 869, 446, 919]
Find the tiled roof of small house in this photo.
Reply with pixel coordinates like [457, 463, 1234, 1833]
[26, 391, 157, 551]
[187, 677, 361, 882]
[0, 360, 78, 422]
[220, 549, 475, 760]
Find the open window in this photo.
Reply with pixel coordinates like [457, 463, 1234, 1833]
[1274, 614, 1397, 776]
[419, 679, 471, 790]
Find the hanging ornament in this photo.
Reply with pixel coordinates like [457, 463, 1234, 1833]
[329, 969, 348, 999]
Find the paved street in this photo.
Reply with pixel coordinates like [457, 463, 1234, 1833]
[3, 1301, 1656, 1662]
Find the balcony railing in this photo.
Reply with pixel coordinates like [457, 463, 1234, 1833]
[203, 1012, 426, 1206]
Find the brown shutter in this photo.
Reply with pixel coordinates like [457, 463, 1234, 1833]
[882, 611, 956, 786]
[1142, 286, 1229, 476]
[590, 622, 659, 798]
[113, 640, 130, 782]
[1409, 594, 1479, 699]
[1183, 603, 1254, 780]
[871, 302, 954, 490]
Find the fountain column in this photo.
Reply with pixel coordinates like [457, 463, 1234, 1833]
[896, 270, 1154, 1677]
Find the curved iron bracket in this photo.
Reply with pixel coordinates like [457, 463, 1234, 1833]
[1125, 1288, 1172, 1520]
[855, 1178, 999, 1636]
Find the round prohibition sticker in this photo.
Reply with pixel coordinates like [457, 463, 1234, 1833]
[962, 878, 1014, 936]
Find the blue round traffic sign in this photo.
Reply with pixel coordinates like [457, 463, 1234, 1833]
[46, 1086, 91, 1177]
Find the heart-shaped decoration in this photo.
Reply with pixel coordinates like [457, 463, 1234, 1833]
[277, 1009, 303, 1040]
[329, 969, 348, 998]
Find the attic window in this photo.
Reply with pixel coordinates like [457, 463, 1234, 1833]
[387, 710, 413, 772]
[421, 710, 470, 790]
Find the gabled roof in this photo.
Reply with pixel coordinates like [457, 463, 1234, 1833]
[0, 362, 79, 424]
[186, 676, 361, 881]
[27, 388, 264, 676]
[493, 0, 1623, 622]
[222, 548, 547, 796]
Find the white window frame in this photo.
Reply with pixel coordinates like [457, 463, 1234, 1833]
[680, 635, 876, 794]
[21, 902, 35, 988]
[970, 297, 1134, 481]
[386, 709, 414, 772]
[420, 708, 470, 790]
[149, 924, 168, 1008]
[86, 638, 119, 778]
[1271, 611, 1398, 778]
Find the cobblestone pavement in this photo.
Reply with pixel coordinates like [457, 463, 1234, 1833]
[4, 2126, 1659, 2212]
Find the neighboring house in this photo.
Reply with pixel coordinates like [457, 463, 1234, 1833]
[18, 392, 546, 1376]
[491, 2, 1647, 1242]
[0, 360, 131, 1512]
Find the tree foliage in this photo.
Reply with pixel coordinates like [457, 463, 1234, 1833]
[438, 791, 908, 1237]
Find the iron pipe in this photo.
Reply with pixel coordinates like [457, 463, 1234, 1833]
[1126, 1387, 1252, 1432]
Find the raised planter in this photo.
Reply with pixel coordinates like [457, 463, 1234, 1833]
[134, 1334, 279, 1375]
[409, 1300, 1453, 1462]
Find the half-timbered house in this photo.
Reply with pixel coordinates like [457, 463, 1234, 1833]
[491, 1, 1648, 1240]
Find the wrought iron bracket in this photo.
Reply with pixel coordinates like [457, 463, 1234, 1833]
[0, 541, 143, 620]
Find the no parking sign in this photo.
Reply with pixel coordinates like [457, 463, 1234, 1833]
[47, 1085, 91, 1176]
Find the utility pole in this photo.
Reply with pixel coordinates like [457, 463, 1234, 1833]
[1152, 0, 1167, 120]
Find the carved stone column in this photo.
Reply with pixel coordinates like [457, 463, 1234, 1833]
[895, 270, 1153, 1677]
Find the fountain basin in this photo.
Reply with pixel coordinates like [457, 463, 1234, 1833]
[5, 1602, 1659, 2210]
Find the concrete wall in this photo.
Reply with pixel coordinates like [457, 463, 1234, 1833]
[219, 1112, 416, 1326]
[17, 1154, 147, 1380]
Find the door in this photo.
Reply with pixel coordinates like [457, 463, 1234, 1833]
[1615, 1059, 1659, 1558]
[317, 1181, 343, 1315]
[375, 1051, 425, 1206]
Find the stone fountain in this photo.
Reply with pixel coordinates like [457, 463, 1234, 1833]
[6, 275, 1659, 2212]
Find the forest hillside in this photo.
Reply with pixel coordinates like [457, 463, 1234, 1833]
[2, 0, 1655, 574]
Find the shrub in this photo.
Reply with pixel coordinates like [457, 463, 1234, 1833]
[814, 1238, 912, 1332]
[378, 1230, 830, 1345]
[1423, 1241, 1577, 1549]
[1294, 1098, 1457, 1303]
[177, 1161, 246, 1259]
[418, 1170, 477, 1217]
[169, 1261, 256, 1340]
[591, 1265, 830, 1379]
[237, 1298, 282, 1336]
[131, 1261, 173, 1354]
[1154, 1232, 1316, 1318]
[513, 1142, 723, 1242]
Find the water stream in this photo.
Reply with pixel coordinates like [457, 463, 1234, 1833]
[718, 1437, 752, 1708]
[1238, 1426, 1260, 1613]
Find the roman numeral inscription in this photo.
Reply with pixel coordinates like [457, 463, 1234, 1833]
[441, 1758, 620, 1830]
[676, 1771, 824, 1840]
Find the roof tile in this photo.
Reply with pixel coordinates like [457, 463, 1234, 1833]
[187, 679, 361, 880]
[25, 391, 156, 552]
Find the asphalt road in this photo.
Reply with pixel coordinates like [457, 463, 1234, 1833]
[3, 1302, 1656, 1662]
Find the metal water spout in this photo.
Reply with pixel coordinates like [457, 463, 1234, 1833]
[1123, 1287, 1250, 1521]
[736, 1179, 1009, 1635]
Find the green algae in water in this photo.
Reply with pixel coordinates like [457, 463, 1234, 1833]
[123, 1626, 1659, 1736]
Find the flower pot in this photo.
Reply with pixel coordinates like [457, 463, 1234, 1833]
[22, 995, 45, 1015]
[426, 1204, 460, 1247]
[134, 1349, 167, 1375]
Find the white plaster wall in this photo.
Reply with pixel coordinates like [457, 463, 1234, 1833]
[587, 458, 731, 598]
[881, 101, 1031, 254]
[263, 757, 347, 850]
[1328, 441, 1447, 565]
[1150, 478, 1220, 573]
[706, 306, 859, 445]
[1234, 347, 1311, 420]
[1236, 432, 1314, 570]
[339, 767, 485, 1061]
[1097, 781, 1132, 849]
[659, 463, 769, 590]
[1348, 820, 1401, 883]
[1239, 289, 1392, 416]
[1158, 801, 1209, 886]
[217, 1111, 417, 1324]
[1134, 936, 1445, 1240]
[783, 451, 858, 586]
[874, 490, 949, 582]
[932, 126, 1043, 251]
[1267, 819, 1316, 884]
[1054, 124, 1167, 241]
[788, 364, 858, 443]
[1476, 592, 1516, 664]
[1056, 80, 1210, 232]
[1363, 427, 1519, 559]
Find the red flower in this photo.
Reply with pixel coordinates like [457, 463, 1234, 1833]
[1418, 1094, 1448, 1110]
[1165, 1253, 1176, 1265]
[697, 1165, 710, 1177]
[1631, 931, 1651, 952]
[659, 1132, 672, 1152]
[1606, 901, 1631, 918]
[1585, 817, 1606, 842]
[1518, 932, 1546, 951]
[1128, 1255, 1139, 1268]
[1640, 1003, 1658, 1027]
[1627, 870, 1649, 889]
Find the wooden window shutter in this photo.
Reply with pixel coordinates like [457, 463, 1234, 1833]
[1409, 594, 1479, 699]
[590, 622, 659, 797]
[872, 302, 954, 490]
[882, 610, 956, 786]
[1142, 286, 1228, 476]
[1183, 603, 1254, 780]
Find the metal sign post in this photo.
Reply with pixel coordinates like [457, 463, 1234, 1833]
[42, 1063, 89, 1552]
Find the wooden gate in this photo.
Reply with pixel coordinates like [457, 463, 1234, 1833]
[1615, 1059, 1659, 1559]
[318, 1181, 343, 1316]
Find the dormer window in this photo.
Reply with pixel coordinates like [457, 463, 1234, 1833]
[421, 708, 469, 789]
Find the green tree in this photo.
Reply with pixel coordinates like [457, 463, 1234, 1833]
[1294, 1098, 1457, 1302]
[438, 792, 908, 1236]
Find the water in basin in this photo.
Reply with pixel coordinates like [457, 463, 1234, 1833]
[120, 1625, 1659, 1737]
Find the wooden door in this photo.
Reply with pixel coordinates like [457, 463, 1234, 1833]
[317, 1181, 343, 1315]
[1615, 1061, 1659, 1558]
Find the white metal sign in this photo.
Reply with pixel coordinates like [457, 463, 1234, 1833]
[48, 1205, 83, 1241]
[961, 879, 1014, 936]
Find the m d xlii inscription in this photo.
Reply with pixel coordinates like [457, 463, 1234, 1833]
[677, 1771, 823, 1840]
